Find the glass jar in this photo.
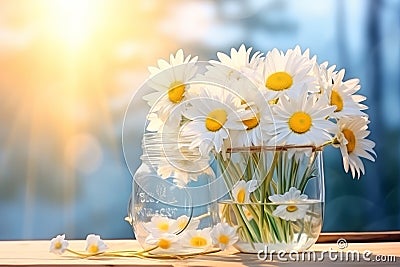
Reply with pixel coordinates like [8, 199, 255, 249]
[215, 146, 324, 253]
[128, 132, 219, 255]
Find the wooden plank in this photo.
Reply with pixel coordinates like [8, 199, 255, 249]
[0, 240, 399, 266]
[317, 232, 400, 243]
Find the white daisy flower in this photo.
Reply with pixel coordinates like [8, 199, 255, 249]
[232, 103, 274, 147]
[143, 49, 198, 130]
[85, 234, 108, 254]
[326, 69, 367, 119]
[268, 187, 309, 221]
[181, 86, 246, 154]
[334, 117, 376, 179]
[232, 180, 258, 203]
[182, 228, 212, 249]
[143, 215, 178, 235]
[49, 234, 69, 255]
[145, 49, 198, 106]
[261, 46, 315, 100]
[202, 46, 268, 147]
[145, 233, 179, 250]
[210, 222, 238, 250]
[143, 129, 211, 186]
[269, 92, 336, 146]
[205, 44, 263, 86]
[225, 79, 274, 147]
[174, 215, 200, 232]
[312, 61, 337, 94]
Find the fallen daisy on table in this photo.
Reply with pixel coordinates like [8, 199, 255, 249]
[143, 214, 178, 234]
[49, 232, 222, 259]
[182, 228, 213, 249]
[85, 234, 108, 254]
[145, 233, 179, 251]
[210, 223, 238, 250]
[49, 234, 69, 255]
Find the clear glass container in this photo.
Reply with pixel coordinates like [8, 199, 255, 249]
[215, 146, 324, 253]
[128, 132, 219, 255]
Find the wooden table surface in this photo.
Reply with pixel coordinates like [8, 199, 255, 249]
[0, 239, 399, 266]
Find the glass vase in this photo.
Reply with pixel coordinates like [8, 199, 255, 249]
[127, 133, 219, 255]
[215, 146, 324, 253]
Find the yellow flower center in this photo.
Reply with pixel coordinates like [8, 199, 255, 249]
[330, 90, 343, 112]
[342, 128, 356, 153]
[54, 241, 62, 250]
[236, 188, 246, 203]
[157, 222, 170, 232]
[288, 112, 312, 134]
[168, 80, 185, 103]
[87, 244, 99, 253]
[190, 236, 208, 247]
[218, 234, 230, 245]
[205, 109, 227, 132]
[286, 205, 298, 212]
[158, 238, 171, 249]
[265, 71, 293, 91]
[242, 114, 260, 130]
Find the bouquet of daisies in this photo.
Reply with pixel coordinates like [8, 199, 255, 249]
[141, 45, 376, 249]
[143, 45, 375, 179]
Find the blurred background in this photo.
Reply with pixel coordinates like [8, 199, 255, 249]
[0, 0, 399, 240]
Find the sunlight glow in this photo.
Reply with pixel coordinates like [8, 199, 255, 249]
[0, 0, 173, 239]
[47, 0, 105, 49]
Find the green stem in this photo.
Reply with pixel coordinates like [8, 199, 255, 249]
[231, 203, 260, 242]
[289, 159, 299, 188]
[297, 151, 318, 192]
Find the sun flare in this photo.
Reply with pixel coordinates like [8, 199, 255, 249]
[45, 0, 105, 49]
